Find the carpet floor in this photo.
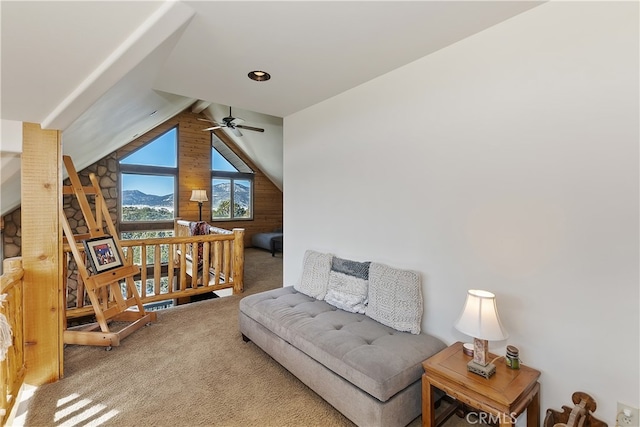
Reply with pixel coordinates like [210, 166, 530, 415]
[18, 248, 475, 427]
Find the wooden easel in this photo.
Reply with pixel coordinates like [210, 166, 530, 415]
[62, 155, 156, 349]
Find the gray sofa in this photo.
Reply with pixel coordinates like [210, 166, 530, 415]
[239, 250, 446, 427]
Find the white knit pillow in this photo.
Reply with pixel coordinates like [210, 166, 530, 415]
[294, 250, 333, 300]
[365, 262, 423, 334]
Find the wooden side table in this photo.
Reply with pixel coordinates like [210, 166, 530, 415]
[422, 342, 541, 427]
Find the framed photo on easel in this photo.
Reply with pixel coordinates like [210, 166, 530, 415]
[83, 235, 123, 274]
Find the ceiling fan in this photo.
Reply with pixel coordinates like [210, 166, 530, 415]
[199, 107, 265, 137]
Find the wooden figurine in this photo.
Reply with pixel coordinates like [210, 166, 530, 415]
[544, 392, 607, 427]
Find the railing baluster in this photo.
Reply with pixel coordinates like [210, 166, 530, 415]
[223, 240, 231, 282]
[214, 241, 222, 286]
[154, 244, 161, 296]
[202, 242, 210, 287]
[124, 247, 134, 299]
[140, 244, 147, 298]
[168, 242, 175, 292]
[180, 242, 187, 291]
[190, 244, 198, 288]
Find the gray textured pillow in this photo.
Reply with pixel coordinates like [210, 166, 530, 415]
[294, 250, 333, 300]
[365, 262, 423, 334]
[324, 257, 371, 313]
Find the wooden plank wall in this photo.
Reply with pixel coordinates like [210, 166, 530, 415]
[21, 123, 63, 384]
[117, 109, 283, 245]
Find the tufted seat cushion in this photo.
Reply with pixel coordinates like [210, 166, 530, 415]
[239, 286, 446, 402]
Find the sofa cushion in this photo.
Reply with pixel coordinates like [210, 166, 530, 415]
[294, 250, 333, 300]
[324, 257, 371, 314]
[366, 263, 423, 334]
[239, 286, 446, 402]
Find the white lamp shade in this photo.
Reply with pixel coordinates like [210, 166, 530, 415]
[455, 289, 508, 341]
[190, 189, 208, 202]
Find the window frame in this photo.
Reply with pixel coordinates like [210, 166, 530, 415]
[210, 145, 255, 222]
[119, 126, 179, 234]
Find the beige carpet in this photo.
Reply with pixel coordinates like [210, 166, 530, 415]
[19, 248, 473, 427]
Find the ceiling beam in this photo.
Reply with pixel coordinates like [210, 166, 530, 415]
[191, 100, 211, 114]
[41, 1, 195, 131]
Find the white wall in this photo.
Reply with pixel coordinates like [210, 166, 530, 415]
[1, 119, 22, 153]
[284, 2, 638, 423]
[1, 120, 23, 216]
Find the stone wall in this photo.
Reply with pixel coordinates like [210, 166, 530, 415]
[2, 207, 21, 258]
[62, 153, 119, 235]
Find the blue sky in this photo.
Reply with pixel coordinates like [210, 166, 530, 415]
[120, 128, 177, 168]
[120, 129, 176, 195]
[212, 151, 237, 172]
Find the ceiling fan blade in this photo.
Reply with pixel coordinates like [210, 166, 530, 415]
[197, 118, 215, 123]
[230, 127, 243, 137]
[236, 124, 265, 133]
[202, 125, 222, 131]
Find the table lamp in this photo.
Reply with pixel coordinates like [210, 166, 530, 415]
[454, 289, 508, 378]
[190, 189, 208, 221]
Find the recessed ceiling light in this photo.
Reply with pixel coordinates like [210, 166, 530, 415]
[248, 70, 271, 81]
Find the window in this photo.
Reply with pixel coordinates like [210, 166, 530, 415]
[119, 127, 178, 235]
[211, 134, 254, 220]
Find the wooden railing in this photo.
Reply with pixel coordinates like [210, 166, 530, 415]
[0, 257, 25, 425]
[65, 225, 244, 319]
[174, 220, 240, 290]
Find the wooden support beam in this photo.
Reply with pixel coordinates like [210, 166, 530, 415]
[21, 122, 63, 384]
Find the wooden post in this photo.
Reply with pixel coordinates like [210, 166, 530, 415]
[0, 257, 25, 425]
[232, 228, 244, 293]
[21, 123, 63, 384]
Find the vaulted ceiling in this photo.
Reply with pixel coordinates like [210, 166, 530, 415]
[0, 0, 543, 216]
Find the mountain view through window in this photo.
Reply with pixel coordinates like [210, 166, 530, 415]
[211, 141, 253, 220]
[120, 128, 177, 223]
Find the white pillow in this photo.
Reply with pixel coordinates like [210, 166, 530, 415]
[324, 257, 371, 314]
[294, 250, 333, 300]
[365, 262, 423, 334]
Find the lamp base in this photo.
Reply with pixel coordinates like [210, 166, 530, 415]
[467, 360, 496, 379]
